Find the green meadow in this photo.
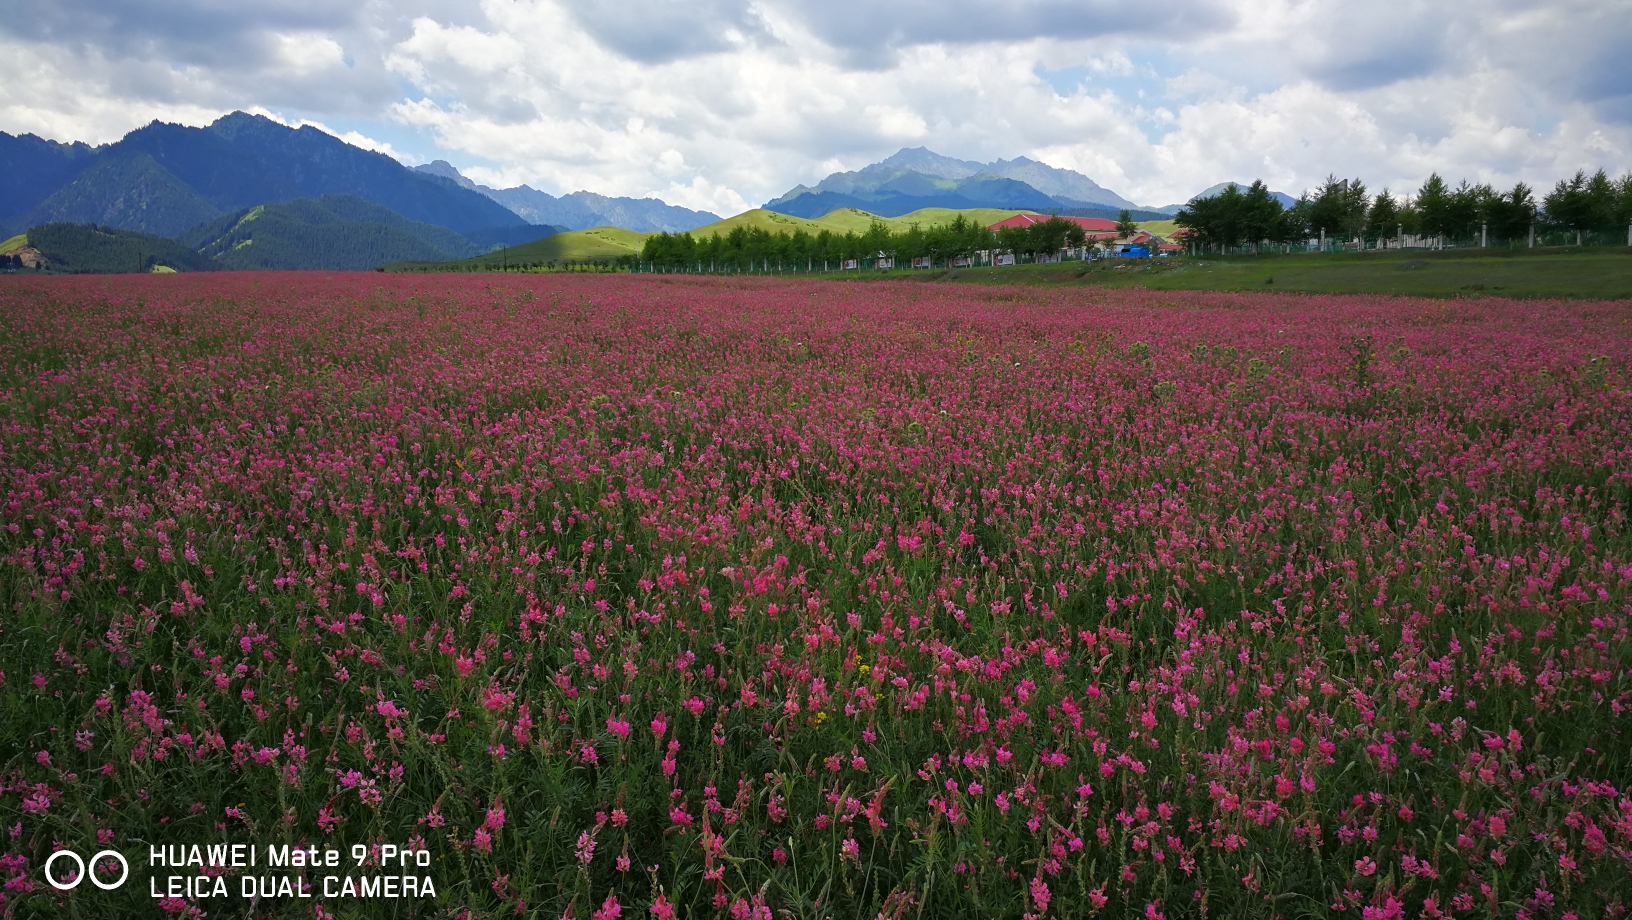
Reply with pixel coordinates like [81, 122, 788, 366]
[919, 246, 1632, 299]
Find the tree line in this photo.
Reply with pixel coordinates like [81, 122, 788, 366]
[1176, 169, 1632, 250]
[640, 214, 1098, 271]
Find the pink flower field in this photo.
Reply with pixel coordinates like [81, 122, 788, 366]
[2, 272, 1630, 919]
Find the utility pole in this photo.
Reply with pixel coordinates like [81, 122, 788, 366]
[1396, 224, 1402, 250]
[1528, 224, 1534, 248]
[1481, 223, 1487, 248]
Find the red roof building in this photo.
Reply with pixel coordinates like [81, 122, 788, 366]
[987, 214, 1120, 234]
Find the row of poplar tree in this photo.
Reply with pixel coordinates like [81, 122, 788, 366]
[638, 214, 1111, 272]
[1176, 169, 1632, 250]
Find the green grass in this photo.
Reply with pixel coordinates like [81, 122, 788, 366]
[913, 246, 1632, 299]
[1135, 218, 1180, 239]
[0, 234, 26, 255]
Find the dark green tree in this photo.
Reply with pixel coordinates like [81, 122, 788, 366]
[1485, 183, 1536, 244]
[1174, 184, 1249, 250]
[1415, 173, 1451, 241]
[1365, 189, 1399, 243]
[1309, 175, 1367, 240]
[1444, 181, 1486, 242]
[1239, 181, 1285, 249]
[1615, 173, 1632, 228]
[1543, 171, 1608, 244]
[1276, 196, 1313, 245]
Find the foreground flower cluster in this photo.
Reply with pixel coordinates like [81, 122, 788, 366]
[1, 273, 1630, 919]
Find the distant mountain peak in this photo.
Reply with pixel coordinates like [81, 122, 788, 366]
[416, 160, 479, 192]
[211, 111, 277, 129]
[867, 147, 985, 180]
[764, 148, 1140, 217]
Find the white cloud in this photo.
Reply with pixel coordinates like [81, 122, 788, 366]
[273, 32, 347, 74]
[0, 40, 227, 143]
[660, 176, 752, 215]
[1, 0, 1628, 214]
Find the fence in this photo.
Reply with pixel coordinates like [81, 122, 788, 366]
[1187, 223, 1632, 256]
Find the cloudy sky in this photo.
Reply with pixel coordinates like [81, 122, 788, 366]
[2, 0, 1628, 214]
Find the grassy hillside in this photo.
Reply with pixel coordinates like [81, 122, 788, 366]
[435, 226, 651, 269]
[0, 233, 26, 255]
[878, 207, 1033, 232]
[911, 247, 1632, 299]
[1136, 219, 1180, 239]
[685, 207, 1032, 239]
[685, 209, 833, 236]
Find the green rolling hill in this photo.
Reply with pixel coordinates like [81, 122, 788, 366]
[424, 226, 651, 269]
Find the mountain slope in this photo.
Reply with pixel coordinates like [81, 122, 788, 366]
[415, 161, 720, 232]
[27, 152, 221, 237]
[983, 156, 1138, 209]
[0, 132, 100, 228]
[129, 114, 526, 234]
[177, 195, 490, 271]
[462, 224, 569, 249]
[26, 222, 213, 273]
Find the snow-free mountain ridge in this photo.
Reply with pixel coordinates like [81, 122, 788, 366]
[414, 161, 720, 234]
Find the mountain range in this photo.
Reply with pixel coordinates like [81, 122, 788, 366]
[413, 161, 720, 233]
[762, 148, 1298, 221]
[0, 113, 535, 240]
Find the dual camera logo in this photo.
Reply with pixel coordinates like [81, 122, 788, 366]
[45, 850, 130, 890]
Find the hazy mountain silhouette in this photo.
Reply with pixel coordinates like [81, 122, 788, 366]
[414, 160, 720, 233]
